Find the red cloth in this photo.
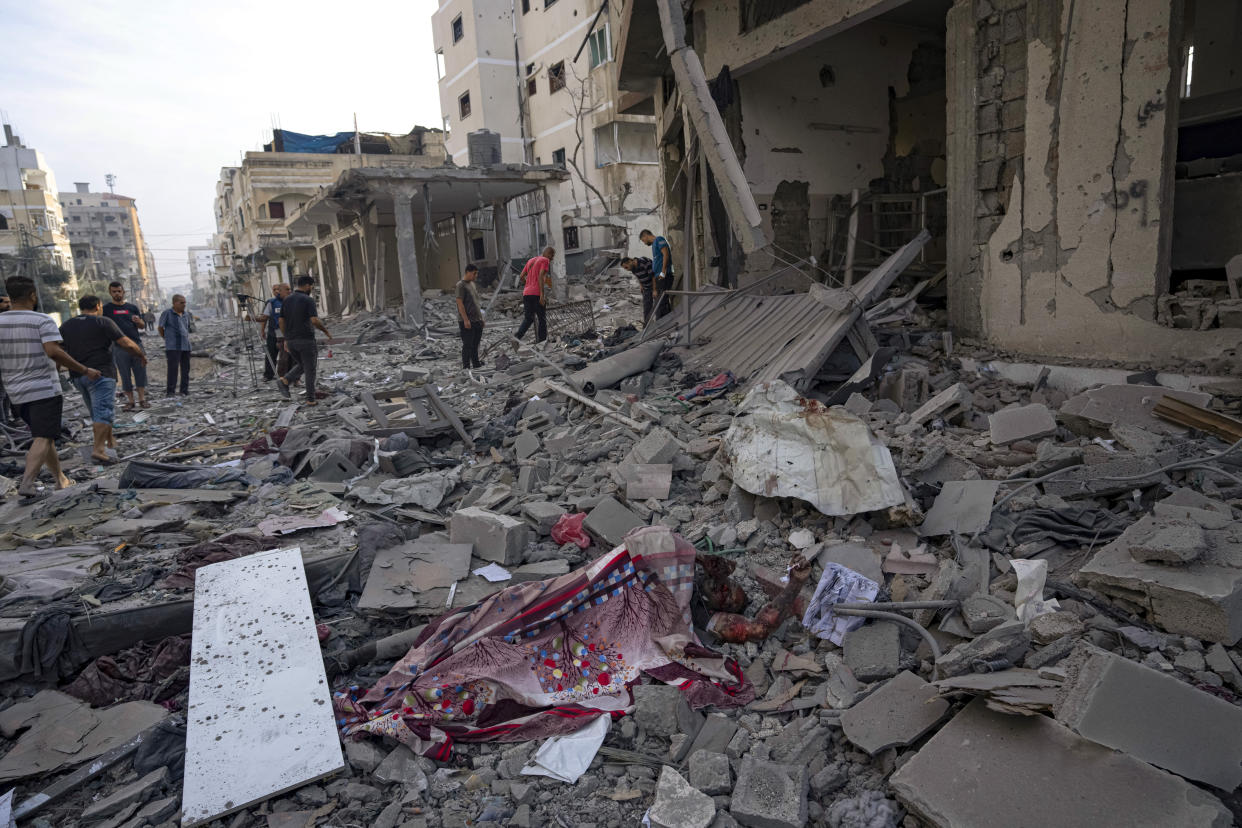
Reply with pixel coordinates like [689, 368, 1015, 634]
[521, 256, 549, 296]
[551, 512, 590, 548]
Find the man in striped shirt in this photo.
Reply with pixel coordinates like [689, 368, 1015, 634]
[0, 277, 99, 496]
[621, 256, 670, 326]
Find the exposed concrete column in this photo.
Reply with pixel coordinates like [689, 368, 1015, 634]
[366, 218, 386, 311]
[392, 189, 424, 326]
[945, 0, 982, 336]
[332, 238, 348, 314]
[493, 199, 511, 282]
[456, 213, 471, 272]
[655, 0, 766, 255]
[544, 183, 568, 300]
[314, 244, 326, 288]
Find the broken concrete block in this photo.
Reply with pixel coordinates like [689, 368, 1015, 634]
[1041, 452, 1172, 499]
[730, 758, 808, 828]
[937, 621, 1030, 678]
[449, 507, 532, 565]
[688, 713, 738, 757]
[649, 766, 716, 828]
[621, 463, 673, 500]
[843, 392, 872, 416]
[891, 699, 1231, 828]
[840, 670, 951, 755]
[308, 450, 361, 483]
[920, 480, 1001, 536]
[816, 541, 883, 583]
[374, 745, 426, 787]
[583, 496, 646, 548]
[843, 621, 901, 682]
[82, 767, 169, 820]
[514, 430, 540, 460]
[1077, 513, 1242, 644]
[344, 740, 388, 774]
[1056, 645, 1242, 790]
[895, 382, 973, 435]
[1059, 384, 1212, 436]
[136, 796, 179, 824]
[1128, 518, 1206, 564]
[401, 365, 430, 383]
[633, 684, 682, 736]
[625, 426, 680, 466]
[988, 403, 1057, 445]
[520, 501, 564, 534]
[687, 749, 732, 796]
[1028, 610, 1084, 645]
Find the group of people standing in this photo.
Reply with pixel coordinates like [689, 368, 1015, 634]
[451, 229, 672, 370]
[254, 275, 331, 407]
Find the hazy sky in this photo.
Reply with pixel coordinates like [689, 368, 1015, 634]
[1, 0, 444, 289]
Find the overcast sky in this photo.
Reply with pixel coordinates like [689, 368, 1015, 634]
[1, 0, 443, 290]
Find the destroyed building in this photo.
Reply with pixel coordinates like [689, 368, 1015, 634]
[616, 0, 1242, 363]
[5, 1, 1242, 828]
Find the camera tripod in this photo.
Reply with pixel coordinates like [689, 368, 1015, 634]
[229, 294, 279, 399]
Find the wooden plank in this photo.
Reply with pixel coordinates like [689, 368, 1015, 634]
[360, 391, 390, 428]
[423, 384, 474, 450]
[182, 547, 344, 827]
[1153, 396, 1242, 442]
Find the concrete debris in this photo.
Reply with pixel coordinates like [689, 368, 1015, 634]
[843, 621, 901, 683]
[989, 403, 1058, 445]
[450, 507, 532, 565]
[919, 480, 1000, 536]
[891, 700, 1231, 827]
[730, 758, 808, 828]
[649, 766, 716, 828]
[840, 670, 950, 754]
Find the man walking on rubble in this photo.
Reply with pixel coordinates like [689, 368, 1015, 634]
[638, 229, 673, 319]
[59, 295, 147, 464]
[0, 276, 101, 496]
[277, 275, 331, 407]
[456, 264, 485, 369]
[256, 283, 289, 381]
[513, 246, 554, 347]
[157, 294, 192, 397]
[102, 281, 149, 411]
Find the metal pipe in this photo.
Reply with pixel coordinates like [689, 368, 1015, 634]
[834, 601, 958, 611]
[832, 607, 942, 663]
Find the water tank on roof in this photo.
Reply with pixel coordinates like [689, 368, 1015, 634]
[467, 129, 502, 166]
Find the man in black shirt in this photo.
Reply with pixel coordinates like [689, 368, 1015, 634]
[102, 281, 149, 410]
[278, 275, 331, 406]
[60, 295, 147, 463]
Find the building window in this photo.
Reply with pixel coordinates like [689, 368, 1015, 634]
[436, 50, 446, 80]
[563, 226, 579, 250]
[594, 122, 659, 166]
[0, 215, 6, 230]
[75, 198, 82, 205]
[269, 200, 286, 220]
[527, 77, 538, 97]
[588, 25, 611, 70]
[471, 236, 486, 260]
[72, 215, 81, 222]
[522, 0, 530, 11]
[549, 61, 566, 93]
[100, 201, 109, 207]
[545, 0, 557, 7]
[451, 14, 464, 42]
[459, 91, 472, 118]
[740, 0, 812, 33]
[552, 147, 566, 167]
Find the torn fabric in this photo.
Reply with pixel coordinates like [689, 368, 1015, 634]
[334, 526, 751, 758]
[801, 563, 880, 645]
[722, 380, 907, 516]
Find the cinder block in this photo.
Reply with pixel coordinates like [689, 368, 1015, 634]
[583, 496, 646, 548]
[843, 621, 901, 682]
[521, 501, 564, 534]
[449, 506, 531, 565]
[625, 426, 680, 466]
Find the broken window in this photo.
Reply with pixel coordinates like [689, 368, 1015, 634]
[522, 0, 530, 11]
[268, 201, 286, 220]
[459, 91, 472, 119]
[527, 77, 538, 97]
[552, 147, 567, 167]
[588, 25, 611, 70]
[436, 50, 446, 80]
[563, 225, 580, 250]
[451, 14, 464, 43]
[739, 0, 813, 33]
[593, 122, 658, 166]
[549, 61, 566, 93]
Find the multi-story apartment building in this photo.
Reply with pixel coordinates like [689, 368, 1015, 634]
[212, 127, 446, 304]
[60, 182, 160, 309]
[0, 124, 76, 292]
[187, 243, 218, 310]
[431, 0, 661, 272]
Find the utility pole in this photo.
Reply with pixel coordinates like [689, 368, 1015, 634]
[105, 174, 116, 193]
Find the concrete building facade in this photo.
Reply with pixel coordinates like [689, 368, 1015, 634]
[432, 0, 662, 272]
[0, 124, 76, 287]
[616, 0, 1242, 365]
[187, 243, 218, 309]
[212, 128, 447, 310]
[61, 183, 160, 309]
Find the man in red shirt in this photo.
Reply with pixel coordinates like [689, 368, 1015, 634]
[514, 246, 555, 346]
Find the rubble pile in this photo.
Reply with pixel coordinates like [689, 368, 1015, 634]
[3, 262, 1242, 828]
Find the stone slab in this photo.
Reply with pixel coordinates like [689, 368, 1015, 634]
[816, 541, 884, 583]
[583, 496, 646, 548]
[988, 403, 1057, 444]
[649, 766, 715, 828]
[1077, 513, 1242, 644]
[520, 501, 564, 534]
[843, 621, 901, 683]
[1059, 384, 1212, 436]
[622, 464, 673, 501]
[182, 547, 344, 827]
[730, 758, 808, 828]
[840, 670, 950, 755]
[625, 426, 680, 466]
[920, 480, 1000, 536]
[358, 542, 472, 612]
[1056, 646, 1242, 790]
[890, 699, 1231, 828]
[514, 431, 540, 460]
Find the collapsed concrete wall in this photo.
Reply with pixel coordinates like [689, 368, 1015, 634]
[950, 0, 1242, 364]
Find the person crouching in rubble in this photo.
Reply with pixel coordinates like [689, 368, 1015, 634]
[514, 246, 554, 347]
[620, 255, 661, 327]
[456, 264, 485, 370]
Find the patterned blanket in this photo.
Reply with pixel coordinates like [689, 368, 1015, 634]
[335, 526, 752, 758]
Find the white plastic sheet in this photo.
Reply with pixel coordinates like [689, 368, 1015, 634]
[1011, 558, 1061, 622]
[723, 381, 908, 516]
[520, 715, 610, 784]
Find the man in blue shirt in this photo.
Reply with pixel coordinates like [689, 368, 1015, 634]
[157, 294, 192, 396]
[638, 229, 673, 319]
[256, 283, 289, 380]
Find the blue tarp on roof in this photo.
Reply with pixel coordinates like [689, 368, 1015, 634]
[268, 129, 355, 154]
